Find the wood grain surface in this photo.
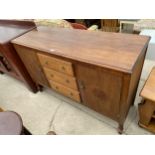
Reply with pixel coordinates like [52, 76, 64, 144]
[12, 26, 150, 73]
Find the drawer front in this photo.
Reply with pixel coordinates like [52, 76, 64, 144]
[50, 81, 81, 102]
[43, 67, 78, 90]
[37, 53, 74, 76]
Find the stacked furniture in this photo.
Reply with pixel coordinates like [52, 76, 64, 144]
[0, 20, 37, 92]
[11, 26, 150, 133]
[101, 19, 119, 32]
[139, 67, 155, 133]
[135, 29, 155, 134]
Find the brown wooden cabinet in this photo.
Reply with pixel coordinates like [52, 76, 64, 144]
[0, 20, 37, 92]
[12, 26, 150, 133]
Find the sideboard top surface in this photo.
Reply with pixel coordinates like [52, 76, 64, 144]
[12, 26, 150, 73]
[0, 20, 36, 44]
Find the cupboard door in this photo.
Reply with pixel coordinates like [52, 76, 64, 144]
[75, 63, 122, 120]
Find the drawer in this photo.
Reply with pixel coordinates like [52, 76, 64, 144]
[37, 53, 74, 76]
[50, 81, 81, 102]
[43, 67, 78, 90]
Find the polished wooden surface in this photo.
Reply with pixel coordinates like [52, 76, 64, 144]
[50, 81, 81, 102]
[12, 26, 150, 73]
[140, 67, 155, 102]
[43, 67, 78, 90]
[37, 53, 74, 76]
[139, 120, 155, 134]
[12, 26, 150, 133]
[0, 20, 37, 92]
[0, 20, 35, 44]
[75, 63, 122, 120]
[139, 100, 155, 126]
[139, 68, 155, 133]
[138, 100, 155, 134]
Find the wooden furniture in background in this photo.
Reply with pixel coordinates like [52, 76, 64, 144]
[0, 107, 3, 112]
[71, 23, 87, 30]
[139, 67, 155, 133]
[12, 26, 150, 133]
[0, 20, 37, 92]
[101, 19, 119, 32]
[119, 20, 138, 33]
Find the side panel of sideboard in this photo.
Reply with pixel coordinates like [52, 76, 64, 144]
[128, 47, 147, 107]
[13, 45, 50, 87]
[118, 46, 147, 127]
[0, 43, 38, 93]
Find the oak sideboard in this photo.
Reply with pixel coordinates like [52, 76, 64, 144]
[12, 26, 150, 133]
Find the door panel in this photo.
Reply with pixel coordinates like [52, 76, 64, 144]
[75, 63, 122, 120]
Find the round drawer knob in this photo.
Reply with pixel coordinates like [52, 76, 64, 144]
[55, 86, 59, 90]
[51, 74, 54, 77]
[61, 66, 66, 71]
[70, 92, 73, 96]
[66, 79, 70, 83]
[45, 61, 48, 65]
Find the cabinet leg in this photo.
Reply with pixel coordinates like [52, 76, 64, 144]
[118, 124, 124, 134]
[29, 87, 38, 93]
[38, 85, 44, 92]
[0, 71, 4, 74]
[131, 101, 134, 106]
[26, 83, 38, 93]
